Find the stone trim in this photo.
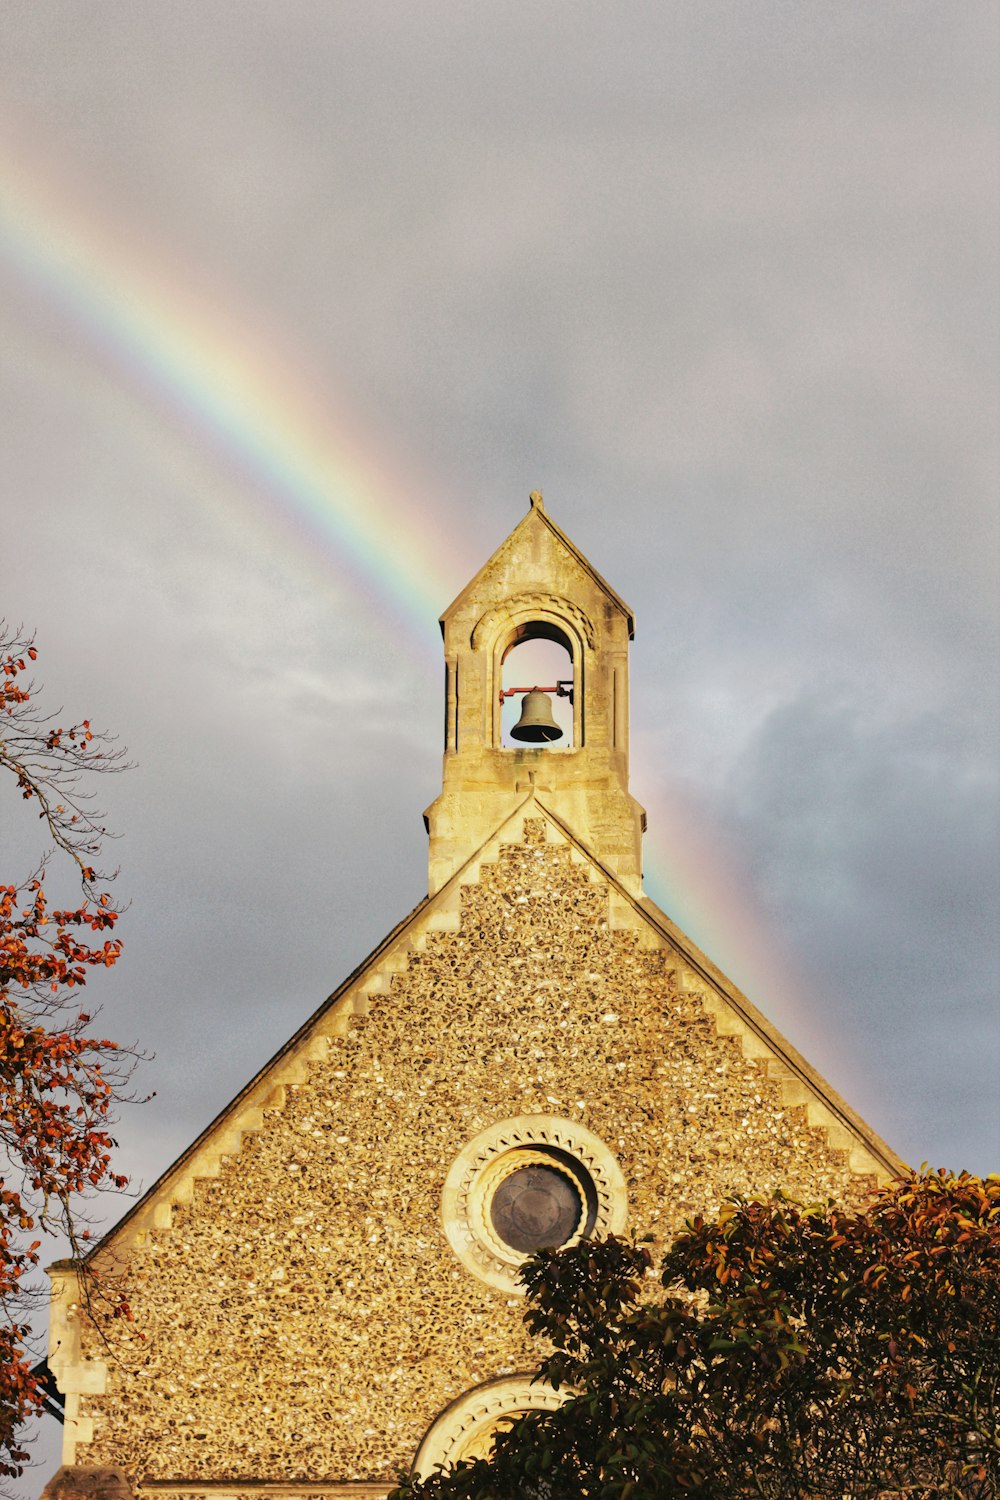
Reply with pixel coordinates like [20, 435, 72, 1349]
[46, 1268, 109, 1467]
[442, 1115, 627, 1293]
[412, 1373, 567, 1477]
[137, 1487, 390, 1499]
[475, 597, 590, 750]
[439, 495, 634, 638]
[41, 1469, 132, 1500]
[532, 796, 905, 1181]
[80, 896, 432, 1259]
[471, 592, 596, 651]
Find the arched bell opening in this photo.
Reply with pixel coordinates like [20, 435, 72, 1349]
[498, 620, 577, 749]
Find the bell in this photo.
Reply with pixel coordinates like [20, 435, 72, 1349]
[510, 689, 563, 743]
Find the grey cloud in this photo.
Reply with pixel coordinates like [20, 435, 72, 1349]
[1, 7, 997, 1479]
[719, 690, 999, 1168]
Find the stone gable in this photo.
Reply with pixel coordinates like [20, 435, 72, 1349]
[67, 818, 879, 1491]
[44, 502, 902, 1499]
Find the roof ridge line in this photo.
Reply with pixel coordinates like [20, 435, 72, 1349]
[80, 790, 903, 1263]
[78, 892, 431, 1260]
[529, 795, 905, 1180]
[79, 797, 549, 1260]
[438, 501, 634, 636]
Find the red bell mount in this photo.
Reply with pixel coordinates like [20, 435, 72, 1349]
[499, 681, 574, 703]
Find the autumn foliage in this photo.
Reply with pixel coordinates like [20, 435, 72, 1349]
[1, 628, 133, 1477]
[394, 1171, 1000, 1499]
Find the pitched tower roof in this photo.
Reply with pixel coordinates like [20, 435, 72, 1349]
[440, 492, 635, 638]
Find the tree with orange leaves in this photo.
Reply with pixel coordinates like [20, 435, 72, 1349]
[394, 1171, 1000, 1498]
[1, 626, 135, 1478]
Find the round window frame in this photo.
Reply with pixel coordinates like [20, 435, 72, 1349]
[442, 1115, 627, 1293]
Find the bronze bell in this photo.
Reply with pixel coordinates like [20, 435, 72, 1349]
[510, 689, 563, 743]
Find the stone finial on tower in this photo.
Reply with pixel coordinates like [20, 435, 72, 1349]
[423, 497, 645, 894]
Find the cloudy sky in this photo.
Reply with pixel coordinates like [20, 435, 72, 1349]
[1, 2, 998, 1478]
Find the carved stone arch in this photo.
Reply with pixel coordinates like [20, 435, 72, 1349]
[412, 1373, 568, 1478]
[471, 592, 597, 651]
[474, 597, 593, 749]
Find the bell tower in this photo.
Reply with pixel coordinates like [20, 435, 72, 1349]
[424, 492, 646, 894]
[44, 489, 900, 1499]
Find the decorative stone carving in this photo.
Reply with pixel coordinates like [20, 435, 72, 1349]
[442, 1114, 627, 1293]
[471, 593, 597, 651]
[412, 1374, 567, 1477]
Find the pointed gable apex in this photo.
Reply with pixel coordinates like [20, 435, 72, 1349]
[439, 492, 635, 638]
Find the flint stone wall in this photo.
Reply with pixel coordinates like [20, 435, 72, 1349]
[78, 822, 872, 1487]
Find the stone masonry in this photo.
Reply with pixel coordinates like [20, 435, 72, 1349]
[61, 820, 882, 1491]
[43, 498, 902, 1498]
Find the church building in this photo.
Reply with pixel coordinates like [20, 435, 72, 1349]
[42, 495, 901, 1498]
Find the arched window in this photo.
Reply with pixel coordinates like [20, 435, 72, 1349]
[500, 623, 574, 748]
[412, 1375, 568, 1478]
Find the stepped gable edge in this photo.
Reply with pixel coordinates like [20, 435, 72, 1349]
[79, 792, 901, 1268]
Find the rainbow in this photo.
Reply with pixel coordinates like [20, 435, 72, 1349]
[1, 132, 814, 1035]
[0, 133, 465, 663]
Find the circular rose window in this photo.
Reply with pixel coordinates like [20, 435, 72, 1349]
[442, 1116, 627, 1293]
[490, 1151, 591, 1251]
